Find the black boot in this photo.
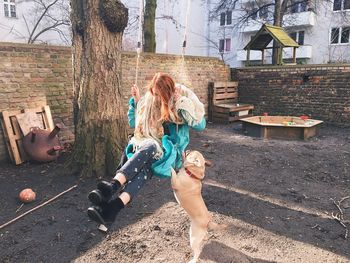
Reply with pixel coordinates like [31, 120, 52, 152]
[88, 180, 121, 205]
[87, 197, 125, 226]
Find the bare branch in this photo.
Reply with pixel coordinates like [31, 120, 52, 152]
[27, 0, 60, 43]
[30, 21, 66, 43]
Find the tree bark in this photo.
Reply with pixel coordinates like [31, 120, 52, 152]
[272, 0, 282, 65]
[143, 0, 157, 52]
[69, 0, 129, 178]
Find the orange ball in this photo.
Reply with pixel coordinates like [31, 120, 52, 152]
[19, 188, 36, 203]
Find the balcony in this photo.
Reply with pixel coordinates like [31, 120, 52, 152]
[239, 20, 265, 33]
[240, 11, 316, 33]
[283, 45, 312, 59]
[237, 45, 313, 61]
[283, 11, 316, 28]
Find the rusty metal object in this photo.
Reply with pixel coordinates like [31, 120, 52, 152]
[22, 124, 63, 162]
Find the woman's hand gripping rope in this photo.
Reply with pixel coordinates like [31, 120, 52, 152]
[131, 84, 141, 103]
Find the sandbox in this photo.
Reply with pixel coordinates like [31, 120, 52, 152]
[241, 116, 323, 140]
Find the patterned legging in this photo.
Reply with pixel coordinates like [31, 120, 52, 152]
[117, 141, 158, 198]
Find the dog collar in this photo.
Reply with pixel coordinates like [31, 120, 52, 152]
[185, 168, 202, 180]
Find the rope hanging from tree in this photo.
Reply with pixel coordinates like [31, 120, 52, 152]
[135, 0, 145, 86]
[182, 0, 192, 56]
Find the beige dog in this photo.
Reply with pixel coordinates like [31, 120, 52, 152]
[171, 150, 224, 263]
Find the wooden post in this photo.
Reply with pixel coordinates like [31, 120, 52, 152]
[278, 47, 283, 65]
[293, 47, 297, 64]
[246, 49, 250, 66]
[261, 49, 265, 65]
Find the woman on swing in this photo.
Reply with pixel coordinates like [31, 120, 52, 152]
[87, 72, 206, 226]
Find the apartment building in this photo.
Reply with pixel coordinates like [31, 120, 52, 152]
[0, 0, 71, 45]
[1, 0, 348, 67]
[208, 0, 350, 67]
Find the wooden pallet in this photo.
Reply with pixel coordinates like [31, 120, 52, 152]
[1, 106, 54, 165]
[208, 81, 254, 123]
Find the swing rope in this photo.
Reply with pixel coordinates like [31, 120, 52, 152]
[135, 0, 145, 86]
[182, 0, 192, 56]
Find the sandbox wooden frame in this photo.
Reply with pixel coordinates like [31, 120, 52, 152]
[241, 116, 323, 140]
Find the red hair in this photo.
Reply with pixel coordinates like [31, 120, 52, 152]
[148, 72, 177, 122]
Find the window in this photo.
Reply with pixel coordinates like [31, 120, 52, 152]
[226, 11, 232, 25]
[248, 4, 270, 20]
[341, 27, 350, 43]
[333, 0, 350, 10]
[331, 28, 340, 43]
[289, 31, 305, 45]
[4, 0, 16, 18]
[219, 39, 225, 52]
[300, 1, 307, 11]
[259, 6, 269, 19]
[219, 11, 232, 26]
[298, 31, 305, 45]
[330, 27, 350, 44]
[291, 0, 308, 13]
[219, 38, 231, 52]
[334, 0, 342, 10]
[220, 13, 225, 26]
[225, 38, 231, 51]
[345, 0, 350, 9]
[291, 2, 299, 13]
[290, 32, 297, 41]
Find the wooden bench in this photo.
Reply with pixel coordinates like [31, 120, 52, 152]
[208, 81, 254, 123]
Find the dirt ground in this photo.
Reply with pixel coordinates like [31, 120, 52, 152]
[1, 122, 350, 263]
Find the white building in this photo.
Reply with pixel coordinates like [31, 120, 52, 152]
[122, 0, 209, 57]
[1, 0, 349, 66]
[0, 0, 70, 45]
[208, 0, 350, 66]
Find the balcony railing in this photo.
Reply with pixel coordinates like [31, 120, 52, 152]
[237, 45, 313, 61]
[240, 11, 316, 33]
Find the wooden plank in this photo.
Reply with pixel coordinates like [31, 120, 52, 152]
[208, 82, 214, 122]
[0, 117, 14, 162]
[213, 106, 230, 113]
[213, 81, 238, 88]
[214, 87, 237, 93]
[1, 111, 23, 164]
[214, 99, 237, 105]
[215, 104, 254, 111]
[16, 112, 44, 136]
[210, 81, 254, 123]
[43, 105, 54, 131]
[23, 106, 53, 131]
[214, 92, 238, 101]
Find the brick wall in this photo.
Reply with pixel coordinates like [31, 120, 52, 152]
[0, 43, 230, 162]
[232, 65, 350, 126]
[120, 52, 230, 108]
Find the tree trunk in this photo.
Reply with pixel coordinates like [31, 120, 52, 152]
[69, 0, 129, 178]
[143, 0, 157, 52]
[272, 0, 282, 65]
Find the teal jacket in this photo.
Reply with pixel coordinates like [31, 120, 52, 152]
[126, 97, 206, 178]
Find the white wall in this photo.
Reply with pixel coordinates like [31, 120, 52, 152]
[122, 0, 209, 57]
[0, 0, 70, 45]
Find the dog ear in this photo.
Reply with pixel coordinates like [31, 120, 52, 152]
[205, 159, 213, 167]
